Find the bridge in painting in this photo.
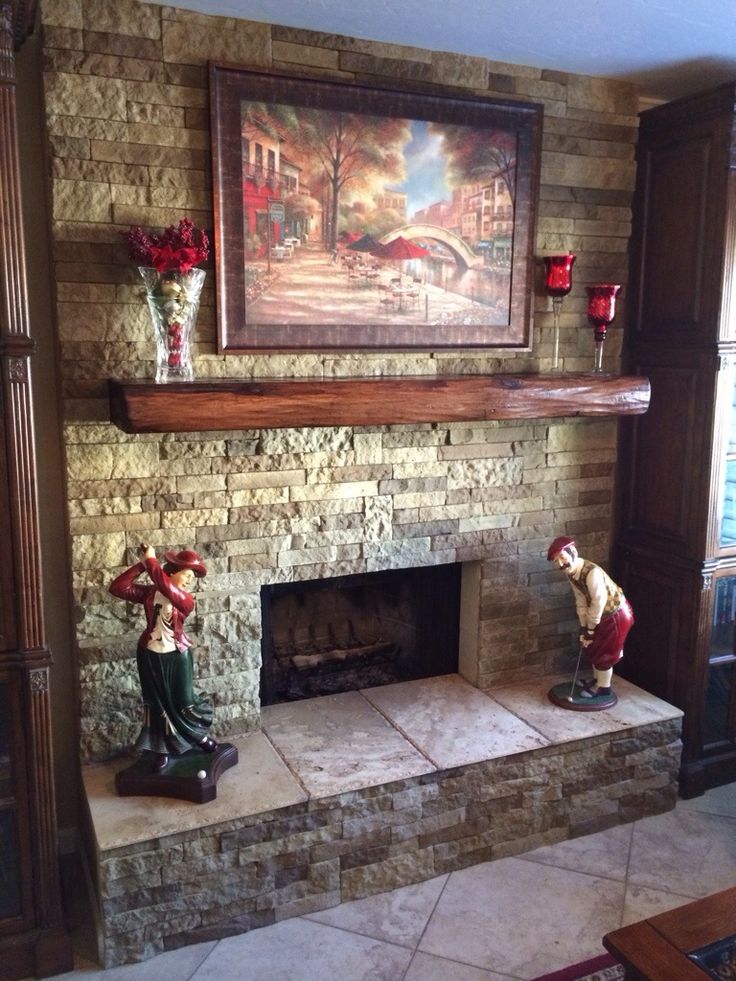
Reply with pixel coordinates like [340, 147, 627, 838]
[380, 224, 483, 269]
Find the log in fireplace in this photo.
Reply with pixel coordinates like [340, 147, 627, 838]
[260, 564, 462, 705]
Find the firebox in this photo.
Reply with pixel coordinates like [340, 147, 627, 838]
[260, 564, 461, 705]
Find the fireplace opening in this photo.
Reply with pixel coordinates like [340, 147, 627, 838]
[260, 564, 462, 705]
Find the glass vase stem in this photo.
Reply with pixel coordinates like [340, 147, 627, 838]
[551, 296, 562, 371]
[593, 336, 605, 373]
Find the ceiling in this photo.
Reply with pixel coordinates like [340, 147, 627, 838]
[149, 0, 736, 103]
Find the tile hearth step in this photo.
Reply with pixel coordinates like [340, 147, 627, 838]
[81, 673, 682, 968]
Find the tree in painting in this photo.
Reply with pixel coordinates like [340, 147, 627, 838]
[430, 124, 517, 202]
[286, 109, 409, 251]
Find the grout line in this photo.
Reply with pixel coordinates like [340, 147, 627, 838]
[358, 688, 441, 770]
[259, 724, 313, 799]
[400, 873, 450, 981]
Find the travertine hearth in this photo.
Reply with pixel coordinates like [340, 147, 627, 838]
[82, 673, 682, 967]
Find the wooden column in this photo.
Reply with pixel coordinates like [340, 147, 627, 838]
[0, 2, 72, 976]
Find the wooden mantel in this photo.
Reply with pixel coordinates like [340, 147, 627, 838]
[108, 374, 650, 433]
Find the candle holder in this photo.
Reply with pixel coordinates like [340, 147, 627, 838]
[585, 284, 621, 372]
[543, 253, 576, 371]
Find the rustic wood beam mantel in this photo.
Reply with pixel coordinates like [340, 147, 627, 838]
[108, 374, 650, 433]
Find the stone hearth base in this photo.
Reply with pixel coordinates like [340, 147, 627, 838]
[81, 674, 682, 967]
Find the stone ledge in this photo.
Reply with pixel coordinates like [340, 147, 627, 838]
[81, 674, 682, 967]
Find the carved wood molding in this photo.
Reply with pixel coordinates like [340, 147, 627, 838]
[109, 373, 651, 434]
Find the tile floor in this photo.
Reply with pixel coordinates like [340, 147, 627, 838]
[55, 781, 736, 981]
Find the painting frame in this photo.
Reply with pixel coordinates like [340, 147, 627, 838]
[210, 63, 543, 353]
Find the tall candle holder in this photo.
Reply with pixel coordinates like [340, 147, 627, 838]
[585, 284, 621, 372]
[543, 253, 576, 371]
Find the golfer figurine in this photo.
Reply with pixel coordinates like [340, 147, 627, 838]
[109, 545, 238, 803]
[546, 536, 634, 710]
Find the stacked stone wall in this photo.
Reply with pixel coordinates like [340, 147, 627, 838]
[39, 0, 639, 761]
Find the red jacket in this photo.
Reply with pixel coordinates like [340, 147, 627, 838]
[109, 557, 195, 653]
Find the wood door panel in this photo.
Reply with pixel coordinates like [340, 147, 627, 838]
[625, 364, 701, 547]
[618, 559, 683, 704]
[638, 137, 711, 333]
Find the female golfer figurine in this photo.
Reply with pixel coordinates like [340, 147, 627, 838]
[109, 543, 217, 773]
[546, 536, 634, 710]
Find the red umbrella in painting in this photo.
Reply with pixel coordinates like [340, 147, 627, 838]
[371, 235, 430, 260]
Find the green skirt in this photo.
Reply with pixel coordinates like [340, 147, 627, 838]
[134, 646, 214, 756]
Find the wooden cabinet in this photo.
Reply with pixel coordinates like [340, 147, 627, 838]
[0, 4, 73, 976]
[616, 82, 736, 797]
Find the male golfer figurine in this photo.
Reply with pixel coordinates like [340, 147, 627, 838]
[547, 536, 634, 710]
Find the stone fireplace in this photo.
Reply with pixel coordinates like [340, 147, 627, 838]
[33, 0, 685, 968]
[260, 563, 462, 704]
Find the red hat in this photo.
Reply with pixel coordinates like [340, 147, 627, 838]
[163, 549, 207, 578]
[547, 536, 576, 561]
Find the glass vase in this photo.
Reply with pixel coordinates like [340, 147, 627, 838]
[139, 266, 205, 383]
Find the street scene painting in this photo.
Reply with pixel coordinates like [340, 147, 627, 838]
[211, 66, 542, 351]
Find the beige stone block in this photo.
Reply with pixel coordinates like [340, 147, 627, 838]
[340, 848, 435, 901]
[73, 52, 165, 83]
[541, 152, 635, 191]
[48, 134, 91, 160]
[72, 532, 127, 570]
[259, 428, 353, 455]
[277, 546, 338, 569]
[574, 219, 631, 238]
[57, 283, 116, 303]
[162, 14, 271, 67]
[227, 469, 306, 491]
[228, 488, 290, 507]
[81, 0, 161, 39]
[41, 0, 83, 29]
[547, 421, 617, 452]
[364, 539, 433, 569]
[271, 26, 431, 65]
[148, 186, 211, 210]
[161, 508, 229, 529]
[44, 72, 128, 120]
[447, 458, 524, 489]
[457, 514, 516, 533]
[339, 50, 433, 83]
[273, 40, 339, 70]
[289, 481, 378, 502]
[382, 447, 440, 465]
[513, 76, 567, 103]
[364, 496, 392, 542]
[549, 448, 616, 467]
[53, 178, 112, 224]
[126, 122, 209, 150]
[69, 496, 143, 517]
[430, 51, 488, 90]
[392, 462, 450, 479]
[382, 430, 445, 449]
[308, 465, 392, 486]
[69, 512, 160, 535]
[124, 80, 207, 109]
[66, 442, 159, 481]
[391, 491, 447, 510]
[126, 103, 184, 126]
[49, 115, 129, 141]
[566, 76, 637, 116]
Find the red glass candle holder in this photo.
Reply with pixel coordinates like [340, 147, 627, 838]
[585, 284, 621, 372]
[543, 253, 576, 370]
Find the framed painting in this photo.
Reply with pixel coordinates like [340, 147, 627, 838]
[210, 64, 543, 352]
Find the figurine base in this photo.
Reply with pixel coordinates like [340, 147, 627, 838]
[115, 743, 238, 803]
[548, 682, 618, 712]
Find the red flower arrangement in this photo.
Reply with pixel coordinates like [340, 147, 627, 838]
[121, 217, 210, 274]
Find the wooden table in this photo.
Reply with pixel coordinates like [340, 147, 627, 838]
[604, 886, 736, 979]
